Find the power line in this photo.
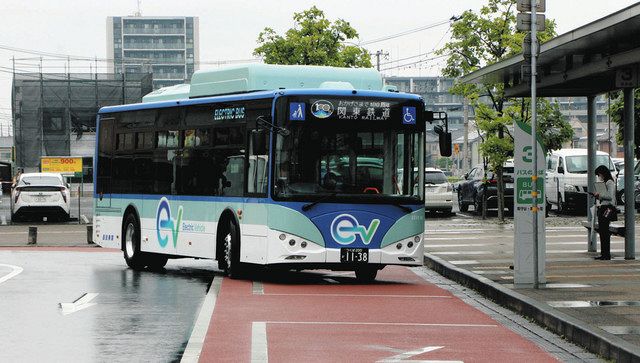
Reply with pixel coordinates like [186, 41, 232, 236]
[379, 54, 449, 72]
[360, 19, 451, 45]
[378, 51, 435, 67]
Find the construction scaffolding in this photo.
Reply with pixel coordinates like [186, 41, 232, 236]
[12, 72, 152, 169]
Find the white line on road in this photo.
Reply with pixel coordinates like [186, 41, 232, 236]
[263, 321, 497, 328]
[261, 293, 451, 298]
[181, 277, 222, 363]
[0, 263, 23, 285]
[59, 292, 99, 315]
[251, 322, 268, 363]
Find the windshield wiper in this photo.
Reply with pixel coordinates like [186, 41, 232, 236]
[302, 193, 337, 212]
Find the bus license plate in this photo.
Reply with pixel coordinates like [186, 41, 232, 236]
[340, 248, 369, 263]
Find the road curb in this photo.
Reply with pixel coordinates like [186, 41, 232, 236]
[424, 253, 640, 362]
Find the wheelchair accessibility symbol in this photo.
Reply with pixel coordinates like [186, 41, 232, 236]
[402, 106, 416, 125]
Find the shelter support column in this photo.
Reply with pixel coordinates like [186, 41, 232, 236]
[587, 96, 597, 252]
[623, 88, 636, 259]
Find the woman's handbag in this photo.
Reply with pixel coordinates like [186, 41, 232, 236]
[600, 205, 618, 222]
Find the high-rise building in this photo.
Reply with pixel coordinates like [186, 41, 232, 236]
[107, 16, 199, 90]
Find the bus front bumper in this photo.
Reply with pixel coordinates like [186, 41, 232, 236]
[265, 229, 424, 267]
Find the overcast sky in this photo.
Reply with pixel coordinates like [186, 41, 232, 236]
[1, 0, 638, 132]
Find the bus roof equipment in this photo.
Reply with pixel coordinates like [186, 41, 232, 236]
[142, 63, 384, 103]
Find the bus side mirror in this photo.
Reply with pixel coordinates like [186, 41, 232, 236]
[434, 124, 452, 157]
[557, 166, 564, 174]
[424, 110, 434, 122]
[251, 129, 267, 155]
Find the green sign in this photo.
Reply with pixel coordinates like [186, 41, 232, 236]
[516, 177, 544, 204]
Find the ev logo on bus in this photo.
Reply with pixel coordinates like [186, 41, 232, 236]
[330, 214, 380, 245]
[156, 197, 183, 248]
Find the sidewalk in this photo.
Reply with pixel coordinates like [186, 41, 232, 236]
[0, 223, 93, 247]
[424, 219, 640, 362]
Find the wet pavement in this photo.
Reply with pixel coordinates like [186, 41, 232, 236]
[0, 249, 215, 362]
[424, 213, 640, 361]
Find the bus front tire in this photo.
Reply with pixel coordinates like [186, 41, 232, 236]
[223, 219, 243, 279]
[123, 213, 145, 270]
[355, 266, 378, 282]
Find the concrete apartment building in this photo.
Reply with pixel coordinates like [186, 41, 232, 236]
[107, 16, 200, 90]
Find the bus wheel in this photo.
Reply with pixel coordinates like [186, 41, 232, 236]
[123, 213, 145, 270]
[146, 254, 168, 271]
[355, 266, 378, 282]
[223, 220, 242, 279]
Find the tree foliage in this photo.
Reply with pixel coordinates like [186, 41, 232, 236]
[607, 90, 640, 159]
[253, 6, 372, 68]
[437, 0, 571, 220]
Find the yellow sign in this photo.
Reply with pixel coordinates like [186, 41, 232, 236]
[41, 157, 83, 174]
[453, 144, 460, 155]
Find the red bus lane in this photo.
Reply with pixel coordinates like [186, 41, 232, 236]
[200, 266, 557, 362]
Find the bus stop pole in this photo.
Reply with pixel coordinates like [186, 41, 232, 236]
[587, 96, 597, 252]
[623, 88, 636, 259]
[531, 2, 539, 289]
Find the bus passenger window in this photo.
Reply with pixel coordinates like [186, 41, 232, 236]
[167, 130, 179, 148]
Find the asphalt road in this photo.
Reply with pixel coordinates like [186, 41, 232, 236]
[0, 246, 599, 362]
[0, 249, 215, 362]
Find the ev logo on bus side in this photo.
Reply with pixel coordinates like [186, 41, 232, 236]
[156, 197, 183, 248]
[330, 214, 380, 245]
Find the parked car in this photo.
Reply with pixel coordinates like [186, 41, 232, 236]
[10, 173, 70, 222]
[545, 149, 616, 213]
[616, 160, 639, 204]
[457, 161, 515, 215]
[424, 167, 453, 215]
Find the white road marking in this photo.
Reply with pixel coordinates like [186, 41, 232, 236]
[447, 260, 479, 265]
[251, 322, 268, 363]
[544, 283, 592, 289]
[59, 292, 99, 315]
[253, 281, 264, 295]
[0, 263, 23, 285]
[181, 277, 222, 363]
[81, 215, 89, 224]
[378, 345, 463, 363]
[0, 231, 86, 235]
[432, 251, 493, 255]
[261, 293, 451, 299]
[264, 321, 496, 328]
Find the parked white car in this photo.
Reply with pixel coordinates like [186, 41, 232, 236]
[424, 167, 453, 214]
[11, 173, 70, 222]
[545, 149, 616, 213]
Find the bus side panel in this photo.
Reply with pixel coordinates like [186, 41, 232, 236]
[139, 196, 217, 259]
[93, 209, 122, 249]
[240, 202, 269, 265]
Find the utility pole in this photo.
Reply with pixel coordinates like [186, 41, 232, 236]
[463, 97, 469, 171]
[373, 50, 389, 71]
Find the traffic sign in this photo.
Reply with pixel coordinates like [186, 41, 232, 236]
[453, 144, 460, 155]
[517, 13, 546, 32]
[517, 0, 546, 12]
[616, 67, 638, 88]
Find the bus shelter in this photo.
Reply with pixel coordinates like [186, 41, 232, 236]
[460, 4, 639, 258]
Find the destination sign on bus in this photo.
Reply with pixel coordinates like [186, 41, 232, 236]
[295, 98, 417, 123]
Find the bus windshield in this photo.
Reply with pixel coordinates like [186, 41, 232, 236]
[273, 97, 424, 204]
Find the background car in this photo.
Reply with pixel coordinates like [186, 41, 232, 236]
[457, 161, 514, 215]
[616, 160, 639, 204]
[424, 167, 453, 215]
[11, 172, 70, 222]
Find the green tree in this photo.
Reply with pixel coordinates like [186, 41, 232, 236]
[253, 6, 372, 68]
[437, 0, 571, 221]
[607, 90, 640, 159]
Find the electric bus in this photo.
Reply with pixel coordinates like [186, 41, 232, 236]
[93, 64, 451, 281]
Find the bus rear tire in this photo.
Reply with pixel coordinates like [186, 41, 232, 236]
[123, 213, 145, 270]
[146, 254, 168, 270]
[355, 266, 378, 282]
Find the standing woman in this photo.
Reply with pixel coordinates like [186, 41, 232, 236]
[594, 165, 617, 260]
